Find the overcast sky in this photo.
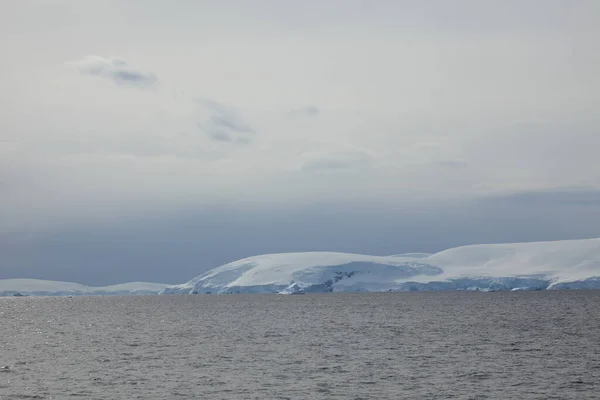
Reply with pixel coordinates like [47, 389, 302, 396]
[1, 0, 599, 285]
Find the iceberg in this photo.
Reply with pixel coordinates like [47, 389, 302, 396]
[162, 238, 600, 294]
[0, 279, 170, 297]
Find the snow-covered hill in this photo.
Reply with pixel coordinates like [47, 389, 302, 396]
[0, 279, 169, 297]
[5, 238, 600, 296]
[162, 238, 600, 294]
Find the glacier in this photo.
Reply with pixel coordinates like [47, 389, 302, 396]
[161, 238, 600, 294]
[0, 279, 170, 297]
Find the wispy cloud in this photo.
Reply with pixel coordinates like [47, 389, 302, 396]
[195, 99, 255, 144]
[74, 56, 158, 87]
[289, 106, 320, 118]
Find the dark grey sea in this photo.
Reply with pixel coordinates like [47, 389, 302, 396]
[1, 291, 599, 399]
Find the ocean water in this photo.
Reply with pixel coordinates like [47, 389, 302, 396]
[1, 291, 599, 399]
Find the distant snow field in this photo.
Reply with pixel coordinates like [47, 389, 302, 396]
[3, 238, 600, 296]
[0, 280, 170, 297]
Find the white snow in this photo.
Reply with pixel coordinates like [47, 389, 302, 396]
[0, 279, 170, 297]
[162, 238, 600, 294]
[161, 252, 442, 294]
[424, 238, 600, 283]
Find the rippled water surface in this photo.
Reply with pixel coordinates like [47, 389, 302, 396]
[1, 291, 600, 399]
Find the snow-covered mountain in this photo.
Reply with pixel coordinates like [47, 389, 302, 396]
[0, 279, 169, 297]
[162, 238, 600, 294]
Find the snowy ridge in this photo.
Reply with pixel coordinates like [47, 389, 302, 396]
[162, 238, 600, 294]
[0, 279, 169, 297]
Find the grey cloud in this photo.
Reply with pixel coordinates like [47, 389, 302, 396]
[289, 106, 320, 117]
[19, 135, 222, 160]
[480, 188, 600, 207]
[195, 99, 255, 144]
[200, 126, 233, 142]
[75, 56, 158, 87]
[301, 151, 374, 173]
[437, 159, 468, 168]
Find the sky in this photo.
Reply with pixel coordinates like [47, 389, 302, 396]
[1, 0, 599, 285]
